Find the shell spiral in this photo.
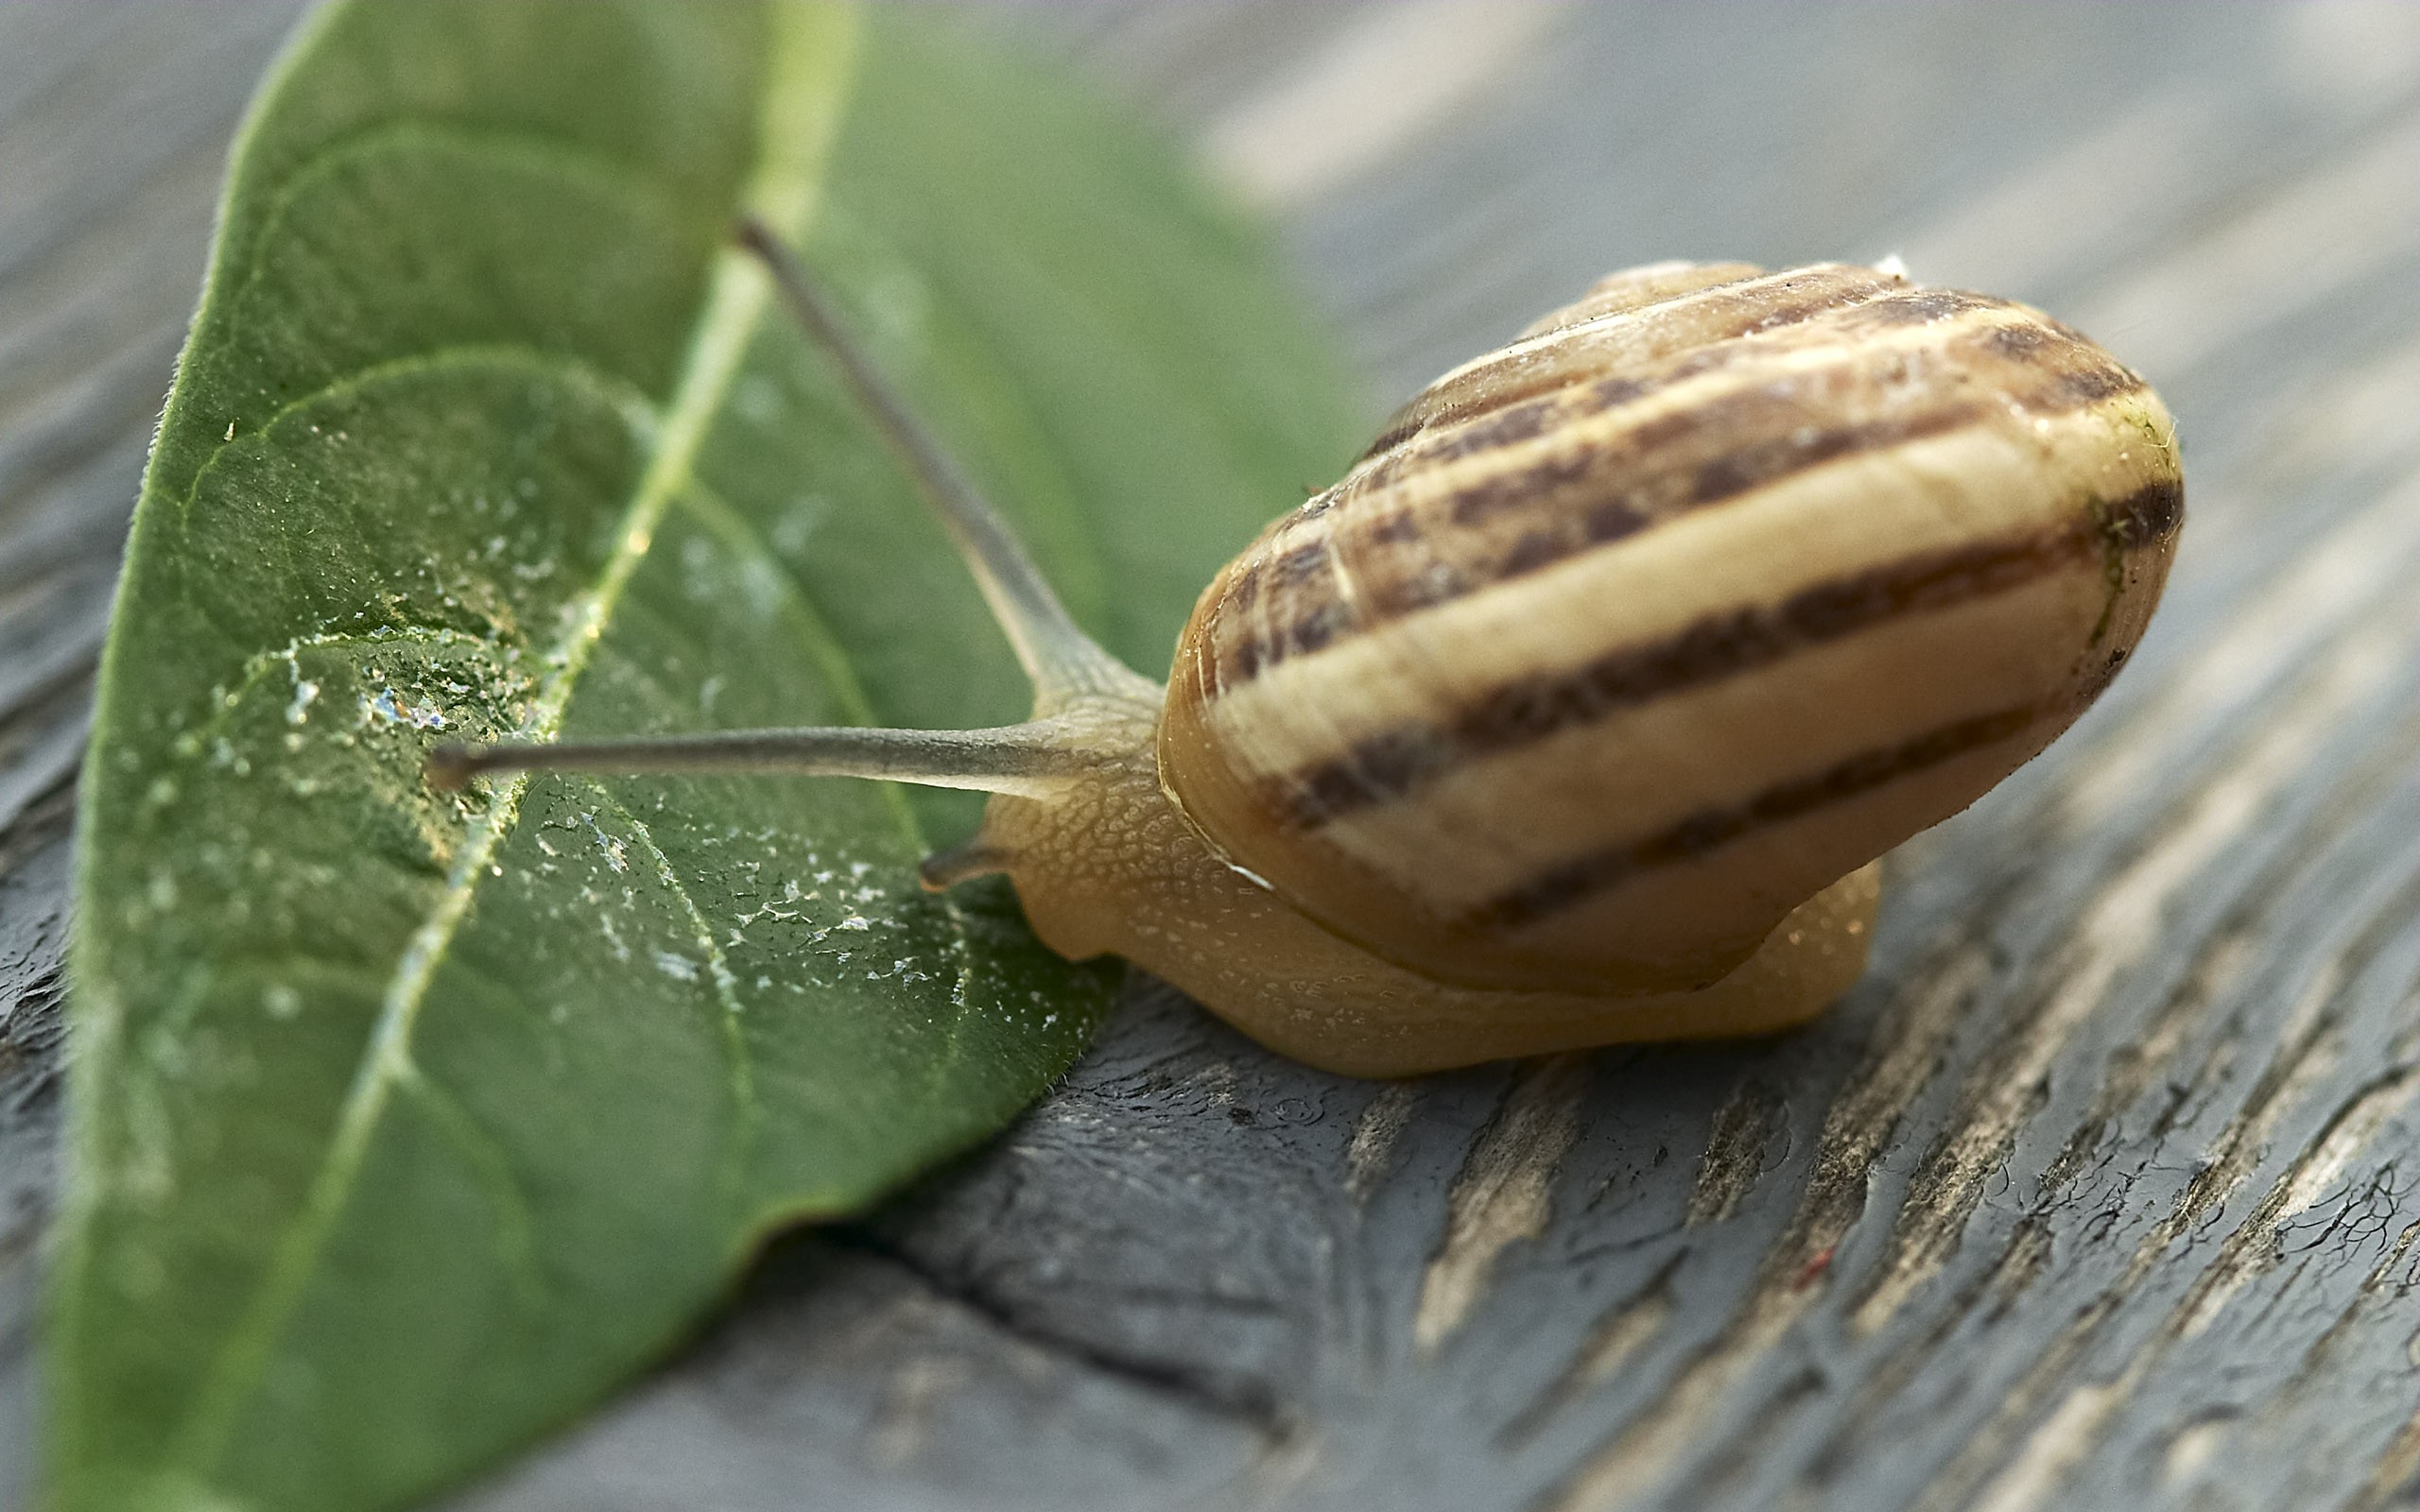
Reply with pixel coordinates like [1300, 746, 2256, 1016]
[1159, 261, 2183, 997]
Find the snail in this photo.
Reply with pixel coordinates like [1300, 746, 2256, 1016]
[432, 222, 2181, 1077]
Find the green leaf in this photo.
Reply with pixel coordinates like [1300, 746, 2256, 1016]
[51, 4, 1363, 1509]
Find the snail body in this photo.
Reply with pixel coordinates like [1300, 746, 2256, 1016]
[436, 232, 2180, 1077]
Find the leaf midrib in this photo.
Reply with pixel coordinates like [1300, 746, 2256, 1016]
[159, 2, 868, 1475]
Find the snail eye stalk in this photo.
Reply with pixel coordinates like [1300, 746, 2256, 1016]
[734, 215, 1130, 708]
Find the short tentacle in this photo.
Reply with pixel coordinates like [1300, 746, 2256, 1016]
[916, 836, 1016, 891]
[735, 216, 1138, 710]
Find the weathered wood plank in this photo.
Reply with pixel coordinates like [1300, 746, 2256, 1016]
[4, 5, 2419, 1511]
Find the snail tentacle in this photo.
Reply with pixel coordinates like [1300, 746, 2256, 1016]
[424, 719, 1104, 798]
[735, 217, 1132, 709]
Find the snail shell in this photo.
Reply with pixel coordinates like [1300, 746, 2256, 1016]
[1159, 260, 2181, 1001]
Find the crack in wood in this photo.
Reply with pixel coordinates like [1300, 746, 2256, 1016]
[826, 1226, 1291, 1441]
[2281, 1217, 2420, 1397]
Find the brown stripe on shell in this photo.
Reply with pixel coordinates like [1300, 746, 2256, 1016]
[1355, 284, 2031, 491]
[1207, 318, 2145, 693]
[1196, 502, 1352, 687]
[1357, 265, 1909, 463]
[1263, 475, 2184, 830]
[1459, 703, 2044, 933]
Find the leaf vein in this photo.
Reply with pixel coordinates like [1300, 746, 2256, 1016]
[395, 1066, 548, 1312]
[176, 343, 658, 522]
[233, 118, 696, 287]
[592, 785, 761, 1212]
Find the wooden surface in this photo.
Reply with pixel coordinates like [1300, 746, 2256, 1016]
[6, 4, 2420, 1509]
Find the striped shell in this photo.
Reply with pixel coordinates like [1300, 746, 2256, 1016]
[1160, 260, 2182, 997]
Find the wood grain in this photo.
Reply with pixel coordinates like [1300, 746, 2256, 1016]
[5, 4, 2419, 1509]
